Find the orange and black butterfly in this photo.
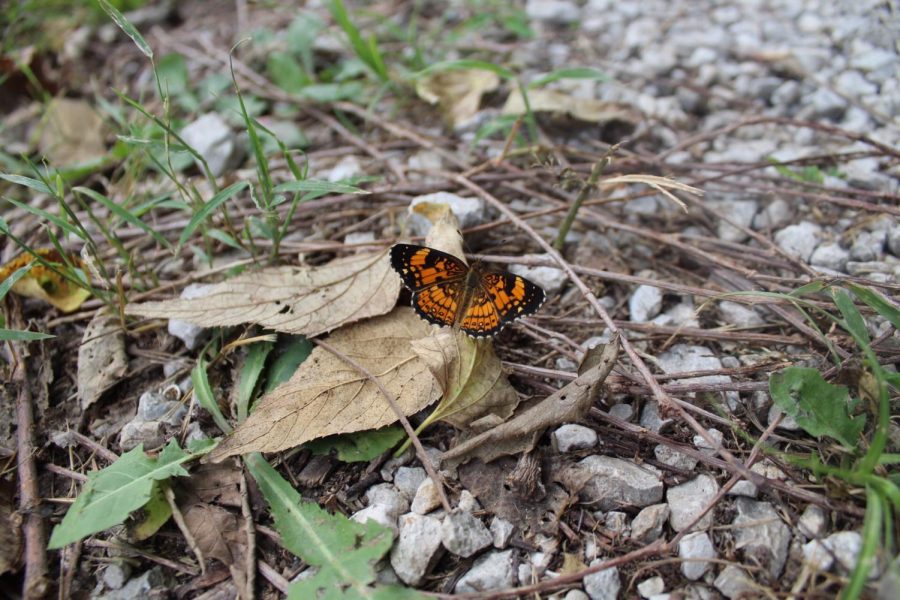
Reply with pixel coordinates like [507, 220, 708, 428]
[390, 243, 545, 338]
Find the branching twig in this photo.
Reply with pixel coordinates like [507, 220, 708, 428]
[313, 340, 452, 513]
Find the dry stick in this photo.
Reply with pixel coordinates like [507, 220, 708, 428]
[163, 486, 207, 575]
[240, 472, 256, 600]
[7, 310, 50, 599]
[452, 173, 769, 489]
[312, 340, 452, 514]
[257, 559, 289, 595]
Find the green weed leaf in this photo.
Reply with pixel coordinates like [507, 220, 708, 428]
[529, 67, 609, 88]
[847, 283, 900, 330]
[244, 454, 425, 599]
[48, 439, 210, 548]
[769, 367, 866, 449]
[306, 427, 405, 463]
[264, 336, 313, 394]
[97, 0, 154, 59]
[268, 52, 311, 93]
[178, 181, 249, 248]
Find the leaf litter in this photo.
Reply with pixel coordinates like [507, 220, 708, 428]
[76, 308, 127, 409]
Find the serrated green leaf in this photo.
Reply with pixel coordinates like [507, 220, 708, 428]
[769, 367, 866, 448]
[244, 454, 425, 599]
[48, 439, 207, 548]
[306, 427, 404, 463]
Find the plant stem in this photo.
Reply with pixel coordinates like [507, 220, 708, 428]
[553, 156, 609, 251]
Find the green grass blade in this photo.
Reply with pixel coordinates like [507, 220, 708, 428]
[0, 328, 55, 341]
[847, 283, 900, 329]
[192, 357, 232, 434]
[178, 181, 248, 248]
[73, 186, 173, 251]
[272, 180, 368, 196]
[840, 486, 883, 599]
[96, 0, 154, 59]
[414, 59, 515, 80]
[0, 264, 35, 301]
[528, 66, 609, 88]
[0, 173, 54, 195]
[3, 197, 83, 238]
[832, 288, 871, 346]
[237, 341, 274, 423]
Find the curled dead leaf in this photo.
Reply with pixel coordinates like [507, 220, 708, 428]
[412, 331, 519, 430]
[207, 307, 447, 462]
[0, 248, 92, 312]
[416, 68, 500, 128]
[77, 309, 127, 409]
[126, 250, 400, 337]
[503, 88, 641, 128]
[441, 334, 620, 471]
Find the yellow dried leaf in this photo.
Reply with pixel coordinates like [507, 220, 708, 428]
[207, 307, 446, 462]
[0, 249, 92, 313]
[416, 69, 500, 128]
[126, 250, 401, 337]
[503, 88, 641, 126]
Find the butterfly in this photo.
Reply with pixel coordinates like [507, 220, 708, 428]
[389, 243, 545, 338]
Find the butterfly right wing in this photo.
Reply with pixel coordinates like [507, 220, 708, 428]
[389, 244, 467, 291]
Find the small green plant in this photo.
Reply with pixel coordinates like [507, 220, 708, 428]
[48, 438, 215, 549]
[743, 282, 898, 598]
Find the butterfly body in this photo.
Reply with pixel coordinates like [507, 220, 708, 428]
[389, 243, 545, 338]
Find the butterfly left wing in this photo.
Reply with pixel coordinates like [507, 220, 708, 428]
[390, 244, 468, 291]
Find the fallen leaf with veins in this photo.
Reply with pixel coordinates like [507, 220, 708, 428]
[503, 88, 641, 128]
[126, 250, 400, 338]
[416, 68, 500, 128]
[180, 501, 248, 589]
[413, 331, 519, 430]
[0, 248, 92, 313]
[441, 334, 619, 470]
[207, 308, 445, 462]
[77, 309, 127, 409]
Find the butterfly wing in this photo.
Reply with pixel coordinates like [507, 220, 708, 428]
[413, 280, 466, 328]
[479, 271, 545, 326]
[390, 244, 467, 291]
[458, 285, 503, 337]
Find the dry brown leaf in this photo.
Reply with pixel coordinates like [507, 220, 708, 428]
[180, 501, 247, 592]
[126, 250, 400, 337]
[416, 68, 500, 128]
[207, 307, 445, 462]
[412, 331, 519, 430]
[38, 98, 107, 167]
[503, 88, 641, 126]
[179, 461, 243, 508]
[441, 335, 620, 470]
[0, 248, 92, 313]
[77, 309, 127, 409]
